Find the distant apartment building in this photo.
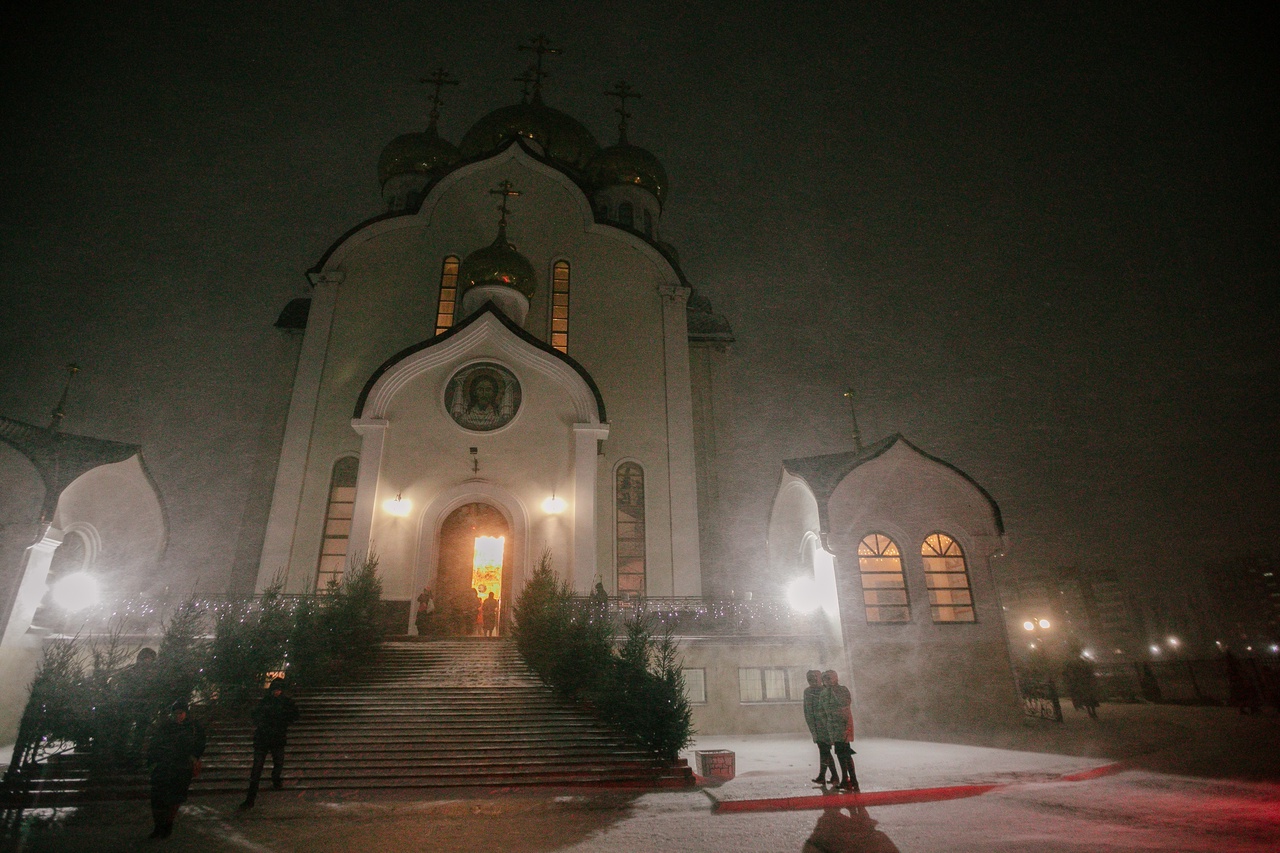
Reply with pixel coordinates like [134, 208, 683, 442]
[1204, 552, 1280, 650]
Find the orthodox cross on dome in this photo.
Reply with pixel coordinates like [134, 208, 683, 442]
[513, 66, 537, 104]
[418, 66, 459, 130]
[489, 178, 521, 228]
[49, 363, 80, 432]
[842, 387, 864, 452]
[516, 33, 562, 101]
[605, 80, 641, 143]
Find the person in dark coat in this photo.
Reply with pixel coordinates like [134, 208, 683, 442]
[1062, 652, 1100, 718]
[819, 670, 859, 791]
[110, 646, 157, 764]
[803, 670, 837, 785]
[146, 699, 206, 839]
[481, 592, 500, 637]
[1224, 651, 1260, 714]
[239, 678, 300, 808]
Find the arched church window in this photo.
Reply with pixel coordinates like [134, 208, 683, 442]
[435, 256, 460, 335]
[922, 533, 975, 622]
[643, 209, 653, 238]
[618, 202, 634, 230]
[550, 260, 570, 353]
[858, 533, 910, 623]
[316, 456, 359, 590]
[615, 462, 646, 597]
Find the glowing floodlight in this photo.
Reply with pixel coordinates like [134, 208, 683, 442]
[1149, 645, 1161, 655]
[1023, 621, 1035, 632]
[786, 577, 821, 614]
[1038, 619, 1051, 630]
[541, 493, 566, 514]
[384, 492, 411, 517]
[51, 572, 99, 612]
[1166, 636, 1179, 647]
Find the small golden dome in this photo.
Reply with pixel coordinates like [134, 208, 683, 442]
[378, 127, 461, 186]
[460, 99, 600, 171]
[588, 142, 669, 206]
[458, 227, 538, 299]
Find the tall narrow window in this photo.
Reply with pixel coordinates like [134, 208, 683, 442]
[922, 533, 975, 622]
[615, 462, 646, 597]
[643, 209, 653, 238]
[550, 260, 570, 353]
[434, 255, 460, 335]
[859, 533, 910, 622]
[316, 457, 359, 590]
[618, 201, 634, 230]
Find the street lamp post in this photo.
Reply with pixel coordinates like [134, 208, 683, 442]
[1022, 617, 1062, 721]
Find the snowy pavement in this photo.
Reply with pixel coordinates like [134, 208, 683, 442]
[4, 702, 1279, 851]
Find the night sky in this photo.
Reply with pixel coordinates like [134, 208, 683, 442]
[1, 2, 1276, 604]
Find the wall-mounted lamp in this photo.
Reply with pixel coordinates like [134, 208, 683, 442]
[786, 576, 820, 614]
[384, 492, 411, 517]
[51, 571, 99, 612]
[541, 491, 566, 514]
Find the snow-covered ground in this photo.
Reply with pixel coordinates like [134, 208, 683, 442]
[5, 702, 1278, 851]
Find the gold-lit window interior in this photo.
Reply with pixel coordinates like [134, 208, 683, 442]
[550, 260, 570, 353]
[435, 256, 460, 335]
[316, 457, 359, 590]
[615, 462, 645, 597]
[922, 533, 975, 622]
[859, 533, 910, 623]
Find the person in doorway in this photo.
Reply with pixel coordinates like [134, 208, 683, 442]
[803, 670, 837, 785]
[240, 678, 300, 809]
[415, 586, 435, 636]
[471, 589, 484, 636]
[145, 700, 205, 839]
[820, 670, 859, 791]
[481, 592, 500, 637]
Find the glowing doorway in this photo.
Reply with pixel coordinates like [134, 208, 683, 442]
[472, 535, 504, 599]
[437, 503, 510, 636]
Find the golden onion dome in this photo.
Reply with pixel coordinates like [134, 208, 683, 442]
[378, 127, 461, 186]
[458, 227, 538, 299]
[460, 98, 600, 171]
[588, 142, 669, 206]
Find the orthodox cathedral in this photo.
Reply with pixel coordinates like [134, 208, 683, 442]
[1, 43, 1018, 740]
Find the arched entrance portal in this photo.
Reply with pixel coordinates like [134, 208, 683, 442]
[437, 502, 511, 636]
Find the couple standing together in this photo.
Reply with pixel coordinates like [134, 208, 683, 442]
[803, 669, 859, 791]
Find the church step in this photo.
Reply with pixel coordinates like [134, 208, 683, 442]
[6, 638, 692, 805]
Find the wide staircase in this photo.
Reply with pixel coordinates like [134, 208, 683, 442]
[10, 639, 692, 804]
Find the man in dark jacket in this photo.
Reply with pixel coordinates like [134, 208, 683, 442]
[239, 678, 300, 809]
[146, 700, 206, 839]
[803, 670, 837, 785]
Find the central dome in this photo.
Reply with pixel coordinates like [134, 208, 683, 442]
[458, 228, 538, 299]
[460, 99, 600, 171]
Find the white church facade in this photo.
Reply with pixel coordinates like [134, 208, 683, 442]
[1, 65, 1021, 741]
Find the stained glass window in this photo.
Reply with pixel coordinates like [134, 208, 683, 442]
[616, 462, 646, 597]
[435, 256, 460, 335]
[859, 533, 910, 623]
[550, 260, 570, 353]
[316, 457, 359, 590]
[922, 533, 975, 622]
